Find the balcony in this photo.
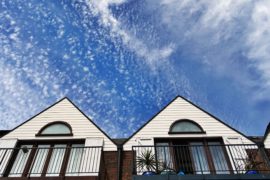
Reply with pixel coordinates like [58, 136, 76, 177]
[0, 145, 103, 179]
[132, 144, 270, 179]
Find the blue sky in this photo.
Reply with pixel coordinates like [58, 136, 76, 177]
[0, 0, 270, 138]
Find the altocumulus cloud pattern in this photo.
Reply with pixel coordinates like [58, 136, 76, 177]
[0, 0, 270, 138]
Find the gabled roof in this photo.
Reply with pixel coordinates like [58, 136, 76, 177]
[122, 95, 256, 145]
[249, 136, 264, 144]
[2, 97, 118, 146]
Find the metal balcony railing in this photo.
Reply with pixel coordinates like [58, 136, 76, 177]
[0, 146, 103, 177]
[132, 144, 270, 175]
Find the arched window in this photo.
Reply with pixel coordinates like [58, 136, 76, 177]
[36, 121, 73, 136]
[169, 119, 205, 134]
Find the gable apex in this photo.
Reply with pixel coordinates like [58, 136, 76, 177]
[1, 97, 117, 150]
[2, 97, 69, 137]
[123, 95, 255, 147]
[175, 95, 255, 144]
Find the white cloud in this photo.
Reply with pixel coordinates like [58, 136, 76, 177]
[142, 0, 270, 97]
[85, 0, 270, 133]
[0, 62, 45, 129]
[86, 0, 270, 91]
[246, 0, 270, 88]
[87, 0, 175, 69]
[2, 0, 268, 137]
[0, 10, 65, 129]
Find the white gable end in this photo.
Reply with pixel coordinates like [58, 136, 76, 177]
[264, 132, 270, 149]
[1, 98, 117, 151]
[123, 96, 254, 150]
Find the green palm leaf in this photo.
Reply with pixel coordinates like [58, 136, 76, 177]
[136, 149, 157, 172]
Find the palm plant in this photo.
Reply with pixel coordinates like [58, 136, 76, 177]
[136, 149, 157, 172]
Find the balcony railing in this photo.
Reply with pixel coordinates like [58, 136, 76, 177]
[0, 146, 103, 177]
[132, 144, 270, 175]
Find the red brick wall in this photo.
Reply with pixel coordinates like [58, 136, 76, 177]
[101, 151, 118, 180]
[100, 151, 132, 180]
[121, 151, 133, 180]
[101, 151, 133, 180]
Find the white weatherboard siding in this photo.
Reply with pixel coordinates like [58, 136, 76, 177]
[264, 133, 270, 149]
[1, 98, 117, 151]
[123, 97, 254, 150]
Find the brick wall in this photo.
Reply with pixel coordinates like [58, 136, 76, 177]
[101, 151, 118, 180]
[121, 151, 133, 180]
[100, 151, 133, 180]
[246, 148, 270, 172]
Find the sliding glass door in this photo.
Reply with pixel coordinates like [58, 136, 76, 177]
[65, 144, 84, 176]
[190, 142, 210, 174]
[156, 142, 174, 171]
[46, 144, 67, 176]
[29, 145, 50, 177]
[208, 142, 230, 174]
[7, 142, 85, 177]
[155, 138, 232, 175]
[173, 144, 193, 174]
[9, 145, 33, 177]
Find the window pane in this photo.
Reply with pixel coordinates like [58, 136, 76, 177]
[156, 143, 174, 171]
[29, 145, 50, 177]
[174, 145, 193, 174]
[41, 124, 70, 135]
[9, 145, 33, 177]
[171, 121, 202, 132]
[66, 144, 84, 176]
[208, 142, 230, 174]
[0, 148, 13, 176]
[190, 142, 210, 174]
[46, 144, 66, 176]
